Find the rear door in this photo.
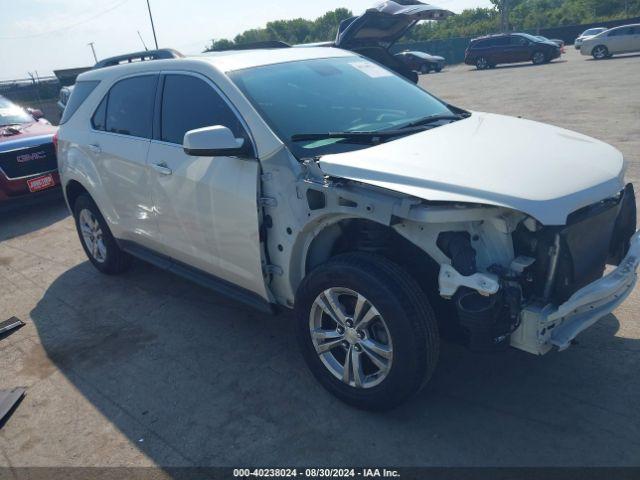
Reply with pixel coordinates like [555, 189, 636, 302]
[490, 36, 511, 63]
[89, 74, 160, 248]
[628, 25, 640, 52]
[146, 72, 267, 298]
[606, 27, 631, 53]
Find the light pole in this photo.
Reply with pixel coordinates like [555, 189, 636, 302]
[146, 0, 159, 49]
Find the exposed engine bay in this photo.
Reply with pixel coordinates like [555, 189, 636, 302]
[432, 184, 637, 353]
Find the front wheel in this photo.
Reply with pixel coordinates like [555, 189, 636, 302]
[420, 64, 430, 74]
[532, 51, 546, 65]
[295, 253, 439, 411]
[475, 56, 489, 70]
[592, 45, 609, 60]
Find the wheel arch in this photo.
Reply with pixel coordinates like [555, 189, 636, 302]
[64, 179, 90, 210]
[288, 215, 442, 307]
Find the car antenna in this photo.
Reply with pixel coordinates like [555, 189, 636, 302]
[137, 31, 149, 51]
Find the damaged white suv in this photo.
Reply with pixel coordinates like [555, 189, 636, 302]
[57, 46, 638, 410]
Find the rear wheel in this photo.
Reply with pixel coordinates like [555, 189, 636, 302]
[532, 51, 546, 65]
[420, 64, 430, 74]
[592, 45, 609, 59]
[73, 194, 132, 274]
[295, 253, 439, 411]
[475, 56, 489, 70]
[434, 65, 443, 72]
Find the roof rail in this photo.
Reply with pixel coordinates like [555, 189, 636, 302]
[215, 41, 291, 51]
[93, 48, 183, 69]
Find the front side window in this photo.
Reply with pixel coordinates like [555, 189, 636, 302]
[105, 75, 157, 138]
[160, 74, 244, 145]
[511, 35, 530, 46]
[230, 56, 455, 158]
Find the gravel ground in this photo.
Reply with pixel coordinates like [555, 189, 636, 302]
[0, 48, 639, 470]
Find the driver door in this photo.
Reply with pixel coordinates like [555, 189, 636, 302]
[146, 72, 267, 299]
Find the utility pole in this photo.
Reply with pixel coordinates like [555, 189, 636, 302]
[146, 0, 159, 49]
[501, 0, 510, 33]
[88, 42, 98, 63]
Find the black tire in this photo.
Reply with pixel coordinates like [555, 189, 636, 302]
[434, 65, 443, 72]
[72, 194, 132, 275]
[532, 50, 546, 65]
[475, 56, 489, 70]
[592, 45, 609, 60]
[295, 253, 439, 411]
[420, 64, 430, 74]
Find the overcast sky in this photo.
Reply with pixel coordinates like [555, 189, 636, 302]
[0, 0, 493, 80]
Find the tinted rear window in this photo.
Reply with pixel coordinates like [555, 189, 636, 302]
[60, 81, 99, 124]
[105, 75, 157, 138]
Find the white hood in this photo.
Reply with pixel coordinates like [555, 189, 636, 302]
[318, 112, 625, 225]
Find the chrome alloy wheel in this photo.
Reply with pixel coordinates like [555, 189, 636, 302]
[309, 288, 393, 389]
[592, 45, 608, 59]
[79, 209, 107, 263]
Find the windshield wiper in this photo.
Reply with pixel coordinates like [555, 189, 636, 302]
[397, 113, 468, 130]
[291, 126, 427, 143]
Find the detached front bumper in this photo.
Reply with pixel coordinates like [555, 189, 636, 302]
[511, 231, 640, 354]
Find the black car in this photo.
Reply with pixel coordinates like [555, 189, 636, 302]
[464, 33, 561, 70]
[395, 50, 445, 73]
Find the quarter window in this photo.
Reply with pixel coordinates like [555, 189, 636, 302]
[60, 81, 99, 124]
[105, 75, 157, 138]
[160, 74, 244, 145]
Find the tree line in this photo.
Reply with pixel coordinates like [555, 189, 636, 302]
[204, 0, 640, 51]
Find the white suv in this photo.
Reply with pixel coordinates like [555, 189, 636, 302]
[57, 46, 639, 410]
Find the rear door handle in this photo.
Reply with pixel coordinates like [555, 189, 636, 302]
[152, 162, 172, 175]
[88, 144, 101, 154]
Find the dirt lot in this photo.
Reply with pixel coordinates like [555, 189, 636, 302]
[1, 48, 640, 469]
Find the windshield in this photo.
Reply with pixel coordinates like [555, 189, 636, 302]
[0, 97, 32, 126]
[229, 56, 454, 158]
[518, 33, 545, 42]
[583, 28, 605, 36]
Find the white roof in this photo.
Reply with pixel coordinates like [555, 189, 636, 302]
[78, 47, 357, 82]
[198, 47, 355, 72]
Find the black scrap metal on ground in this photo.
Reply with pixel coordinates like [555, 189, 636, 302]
[0, 387, 25, 427]
[0, 316, 25, 337]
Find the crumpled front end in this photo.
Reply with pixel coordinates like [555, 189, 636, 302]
[513, 230, 639, 354]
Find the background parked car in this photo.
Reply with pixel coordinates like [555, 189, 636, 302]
[334, 0, 452, 83]
[535, 35, 565, 52]
[0, 95, 59, 207]
[465, 33, 561, 70]
[574, 27, 607, 49]
[394, 50, 445, 73]
[581, 24, 640, 59]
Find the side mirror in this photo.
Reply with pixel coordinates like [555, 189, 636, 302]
[27, 108, 44, 120]
[183, 125, 251, 157]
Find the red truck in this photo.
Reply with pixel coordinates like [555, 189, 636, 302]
[0, 95, 59, 208]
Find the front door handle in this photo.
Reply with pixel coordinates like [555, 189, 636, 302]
[88, 144, 101, 154]
[152, 162, 172, 175]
